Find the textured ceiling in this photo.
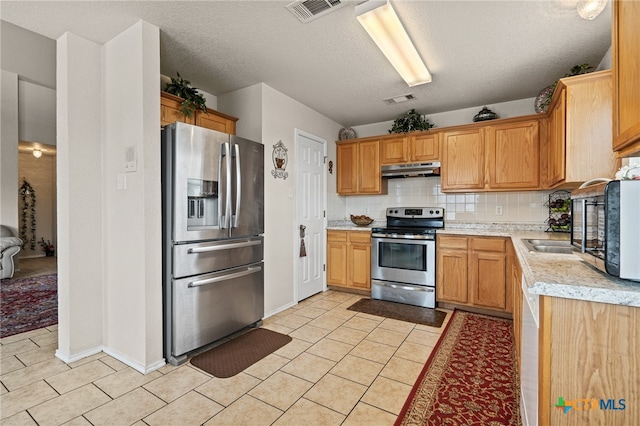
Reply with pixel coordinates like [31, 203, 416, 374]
[1, 0, 611, 127]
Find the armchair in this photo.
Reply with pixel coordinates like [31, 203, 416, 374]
[1, 225, 22, 279]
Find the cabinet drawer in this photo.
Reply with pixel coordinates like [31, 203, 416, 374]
[349, 232, 371, 244]
[471, 237, 506, 252]
[327, 231, 348, 242]
[437, 235, 468, 250]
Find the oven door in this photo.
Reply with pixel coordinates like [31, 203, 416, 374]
[371, 235, 435, 286]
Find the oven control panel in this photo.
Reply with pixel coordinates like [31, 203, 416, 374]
[386, 207, 443, 219]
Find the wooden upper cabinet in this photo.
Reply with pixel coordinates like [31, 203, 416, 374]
[358, 140, 382, 194]
[160, 92, 238, 135]
[379, 132, 440, 165]
[380, 136, 408, 165]
[161, 92, 195, 125]
[336, 142, 359, 194]
[409, 132, 440, 162]
[441, 128, 485, 191]
[487, 120, 540, 190]
[195, 110, 238, 134]
[543, 71, 617, 188]
[336, 139, 382, 195]
[612, 0, 640, 156]
[547, 90, 566, 188]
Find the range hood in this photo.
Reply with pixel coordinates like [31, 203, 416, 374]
[381, 162, 441, 178]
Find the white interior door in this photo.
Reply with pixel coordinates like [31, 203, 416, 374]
[296, 130, 326, 301]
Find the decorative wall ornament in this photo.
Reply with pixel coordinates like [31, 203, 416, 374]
[328, 160, 333, 174]
[19, 178, 37, 250]
[271, 140, 289, 180]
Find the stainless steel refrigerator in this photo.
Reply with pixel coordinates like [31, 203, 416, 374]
[161, 122, 264, 365]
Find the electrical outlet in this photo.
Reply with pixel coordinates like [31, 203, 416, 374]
[364, 207, 370, 215]
[495, 206, 503, 216]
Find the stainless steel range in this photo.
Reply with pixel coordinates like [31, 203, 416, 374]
[371, 207, 444, 309]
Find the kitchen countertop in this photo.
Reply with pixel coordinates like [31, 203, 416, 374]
[326, 221, 640, 307]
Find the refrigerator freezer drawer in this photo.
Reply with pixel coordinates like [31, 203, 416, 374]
[173, 237, 263, 278]
[172, 262, 264, 358]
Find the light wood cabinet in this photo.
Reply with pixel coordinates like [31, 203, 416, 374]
[160, 92, 238, 134]
[380, 132, 440, 165]
[543, 71, 617, 188]
[409, 132, 440, 162]
[508, 240, 523, 369]
[487, 120, 540, 189]
[612, 0, 640, 156]
[436, 236, 469, 303]
[537, 297, 639, 425]
[327, 230, 371, 291]
[441, 128, 486, 191]
[437, 234, 510, 313]
[336, 140, 382, 195]
[441, 119, 541, 192]
[380, 136, 408, 165]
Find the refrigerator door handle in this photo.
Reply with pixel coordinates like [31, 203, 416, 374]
[187, 266, 262, 288]
[187, 239, 262, 253]
[220, 142, 231, 229]
[232, 143, 241, 228]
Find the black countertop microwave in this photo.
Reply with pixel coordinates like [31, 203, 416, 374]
[570, 179, 640, 282]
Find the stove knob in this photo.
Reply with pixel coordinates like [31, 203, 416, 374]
[435, 210, 440, 215]
[430, 210, 434, 214]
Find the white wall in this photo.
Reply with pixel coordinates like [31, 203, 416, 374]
[353, 98, 536, 138]
[102, 21, 163, 372]
[260, 84, 342, 315]
[18, 80, 56, 146]
[56, 32, 104, 360]
[218, 84, 262, 142]
[0, 70, 19, 232]
[56, 21, 163, 373]
[0, 20, 56, 89]
[220, 83, 343, 316]
[1, 21, 56, 236]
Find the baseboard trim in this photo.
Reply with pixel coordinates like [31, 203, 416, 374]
[55, 346, 103, 364]
[102, 346, 166, 374]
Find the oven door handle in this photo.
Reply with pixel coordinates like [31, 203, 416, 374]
[372, 280, 434, 292]
[371, 234, 434, 241]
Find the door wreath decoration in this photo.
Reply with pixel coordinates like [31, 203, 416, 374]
[19, 178, 37, 250]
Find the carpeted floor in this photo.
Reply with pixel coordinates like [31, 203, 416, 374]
[396, 310, 521, 426]
[0, 273, 58, 338]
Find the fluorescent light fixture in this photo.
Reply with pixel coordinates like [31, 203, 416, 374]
[576, 0, 607, 20]
[32, 148, 43, 158]
[356, 0, 431, 87]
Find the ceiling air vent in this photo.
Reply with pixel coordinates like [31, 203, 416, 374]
[383, 94, 416, 105]
[286, 0, 346, 23]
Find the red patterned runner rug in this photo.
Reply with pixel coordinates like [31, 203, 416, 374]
[395, 310, 521, 425]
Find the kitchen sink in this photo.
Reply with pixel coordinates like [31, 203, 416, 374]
[523, 238, 573, 254]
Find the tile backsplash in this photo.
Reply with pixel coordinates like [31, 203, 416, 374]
[337, 177, 551, 225]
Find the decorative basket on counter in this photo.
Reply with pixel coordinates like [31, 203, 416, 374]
[350, 214, 374, 226]
[546, 190, 571, 232]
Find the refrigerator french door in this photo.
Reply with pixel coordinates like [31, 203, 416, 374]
[162, 122, 264, 365]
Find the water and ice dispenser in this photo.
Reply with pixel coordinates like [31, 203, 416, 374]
[187, 178, 218, 229]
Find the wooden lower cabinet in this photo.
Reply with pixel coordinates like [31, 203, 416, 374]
[537, 297, 639, 425]
[509, 240, 523, 369]
[437, 235, 510, 313]
[327, 230, 371, 291]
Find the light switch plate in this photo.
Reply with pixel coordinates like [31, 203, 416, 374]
[117, 174, 127, 190]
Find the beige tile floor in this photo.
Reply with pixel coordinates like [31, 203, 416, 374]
[0, 290, 452, 425]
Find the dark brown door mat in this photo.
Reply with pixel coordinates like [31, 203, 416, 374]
[190, 328, 292, 378]
[347, 298, 446, 328]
